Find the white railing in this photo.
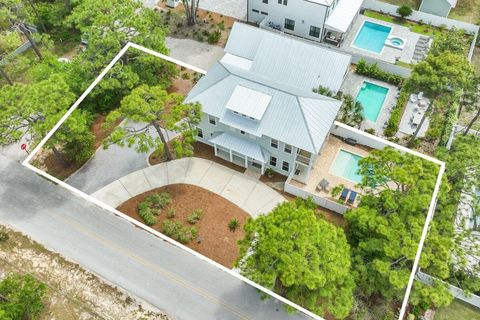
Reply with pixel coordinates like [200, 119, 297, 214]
[295, 154, 311, 166]
[284, 177, 349, 215]
[417, 271, 480, 308]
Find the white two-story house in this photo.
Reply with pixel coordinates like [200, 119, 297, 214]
[247, 0, 364, 46]
[185, 23, 351, 179]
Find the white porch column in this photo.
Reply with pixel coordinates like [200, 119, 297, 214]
[229, 149, 233, 162]
[261, 163, 265, 175]
[214, 143, 217, 156]
[244, 155, 248, 168]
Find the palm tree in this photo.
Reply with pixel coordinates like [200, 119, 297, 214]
[337, 94, 364, 127]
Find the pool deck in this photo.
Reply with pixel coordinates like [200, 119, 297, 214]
[290, 135, 371, 206]
[340, 70, 399, 135]
[341, 15, 420, 64]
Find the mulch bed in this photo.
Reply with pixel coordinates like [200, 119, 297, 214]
[117, 184, 250, 268]
[35, 114, 120, 180]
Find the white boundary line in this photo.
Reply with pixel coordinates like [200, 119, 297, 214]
[21, 42, 446, 320]
[21, 42, 323, 320]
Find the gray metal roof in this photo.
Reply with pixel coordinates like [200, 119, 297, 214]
[209, 132, 267, 163]
[186, 62, 341, 154]
[225, 85, 272, 120]
[224, 23, 352, 93]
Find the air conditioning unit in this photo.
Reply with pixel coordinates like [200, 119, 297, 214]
[166, 0, 181, 8]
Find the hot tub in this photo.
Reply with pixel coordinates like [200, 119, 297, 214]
[385, 36, 406, 50]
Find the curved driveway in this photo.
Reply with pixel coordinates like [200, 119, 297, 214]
[92, 157, 286, 217]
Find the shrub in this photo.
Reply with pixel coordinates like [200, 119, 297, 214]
[138, 206, 157, 226]
[162, 220, 198, 244]
[0, 231, 9, 242]
[312, 85, 335, 97]
[167, 207, 176, 218]
[207, 30, 221, 44]
[145, 193, 172, 211]
[217, 20, 225, 30]
[228, 219, 240, 231]
[364, 128, 376, 135]
[355, 59, 404, 86]
[187, 209, 204, 224]
[181, 72, 191, 80]
[396, 5, 412, 19]
[0, 273, 47, 319]
[384, 87, 410, 137]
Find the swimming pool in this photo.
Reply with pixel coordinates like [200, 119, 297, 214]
[356, 82, 389, 122]
[353, 21, 392, 53]
[330, 150, 363, 183]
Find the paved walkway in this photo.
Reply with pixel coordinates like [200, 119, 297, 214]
[92, 157, 286, 217]
[0, 156, 310, 320]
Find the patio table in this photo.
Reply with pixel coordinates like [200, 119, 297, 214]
[412, 112, 423, 125]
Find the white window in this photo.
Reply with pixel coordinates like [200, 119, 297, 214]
[261, 11, 268, 15]
[284, 18, 295, 31]
[197, 128, 203, 138]
[240, 130, 246, 135]
[282, 161, 289, 172]
[252, 8, 259, 13]
[309, 26, 321, 38]
[262, 0, 268, 3]
[208, 115, 216, 125]
[270, 138, 278, 149]
[284, 143, 292, 154]
[270, 156, 277, 167]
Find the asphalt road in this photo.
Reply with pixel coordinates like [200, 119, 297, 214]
[0, 156, 311, 320]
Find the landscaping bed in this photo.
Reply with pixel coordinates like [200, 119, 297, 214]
[157, 3, 235, 47]
[117, 184, 250, 268]
[33, 114, 120, 180]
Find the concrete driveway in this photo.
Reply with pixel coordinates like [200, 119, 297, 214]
[66, 121, 178, 194]
[92, 157, 286, 217]
[199, 0, 247, 20]
[0, 156, 311, 320]
[165, 37, 224, 71]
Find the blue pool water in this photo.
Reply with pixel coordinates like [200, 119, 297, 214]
[356, 82, 389, 122]
[330, 150, 363, 183]
[354, 21, 392, 53]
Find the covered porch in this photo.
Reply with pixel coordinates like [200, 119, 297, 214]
[323, 0, 363, 47]
[210, 132, 268, 174]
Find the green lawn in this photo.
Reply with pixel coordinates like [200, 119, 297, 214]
[449, 0, 480, 24]
[379, 0, 420, 9]
[378, 0, 480, 24]
[363, 10, 452, 37]
[435, 300, 480, 320]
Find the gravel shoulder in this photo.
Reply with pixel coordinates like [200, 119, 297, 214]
[0, 225, 171, 320]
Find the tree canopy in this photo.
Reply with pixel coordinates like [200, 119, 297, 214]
[104, 85, 201, 160]
[345, 147, 446, 306]
[237, 199, 355, 319]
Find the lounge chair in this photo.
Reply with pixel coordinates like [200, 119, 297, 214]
[347, 191, 357, 205]
[340, 188, 349, 202]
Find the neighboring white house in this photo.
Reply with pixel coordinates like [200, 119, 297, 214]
[419, 0, 457, 17]
[185, 22, 351, 177]
[247, 0, 364, 46]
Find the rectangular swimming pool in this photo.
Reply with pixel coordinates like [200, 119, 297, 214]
[330, 150, 363, 183]
[353, 21, 392, 53]
[356, 81, 389, 122]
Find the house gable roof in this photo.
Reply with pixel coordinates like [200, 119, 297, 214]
[186, 62, 341, 154]
[224, 23, 351, 93]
